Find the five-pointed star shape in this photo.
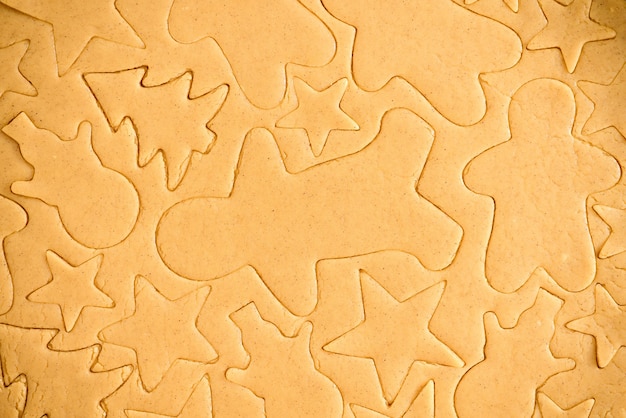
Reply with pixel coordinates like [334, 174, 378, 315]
[27, 251, 113, 332]
[125, 375, 212, 418]
[579, 64, 626, 137]
[593, 205, 626, 258]
[1, 0, 143, 75]
[276, 78, 358, 156]
[0, 40, 36, 98]
[99, 276, 217, 391]
[567, 284, 626, 368]
[324, 275, 462, 402]
[528, 0, 616, 73]
[536, 393, 595, 418]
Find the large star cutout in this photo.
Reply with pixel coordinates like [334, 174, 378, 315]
[1, 0, 143, 75]
[567, 284, 626, 368]
[324, 275, 462, 402]
[536, 392, 595, 418]
[579, 64, 626, 137]
[528, 0, 616, 73]
[0, 40, 35, 98]
[593, 205, 626, 259]
[125, 375, 212, 418]
[99, 276, 217, 390]
[276, 78, 359, 156]
[27, 251, 113, 332]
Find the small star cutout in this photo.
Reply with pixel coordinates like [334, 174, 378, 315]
[594, 205, 626, 259]
[324, 275, 462, 402]
[0, 40, 36, 98]
[1, 0, 143, 74]
[579, 64, 626, 137]
[567, 284, 626, 368]
[27, 251, 113, 332]
[99, 276, 217, 390]
[537, 392, 595, 418]
[277, 77, 359, 156]
[125, 375, 212, 418]
[527, 0, 616, 73]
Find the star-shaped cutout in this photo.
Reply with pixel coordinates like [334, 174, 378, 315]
[276, 78, 358, 156]
[579, 64, 626, 137]
[567, 284, 626, 368]
[0, 40, 36, 98]
[27, 251, 113, 332]
[99, 276, 217, 390]
[528, 0, 616, 73]
[0, 0, 143, 74]
[536, 392, 595, 418]
[593, 205, 626, 258]
[125, 375, 212, 418]
[324, 275, 462, 402]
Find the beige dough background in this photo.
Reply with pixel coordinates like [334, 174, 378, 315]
[0, 0, 625, 417]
